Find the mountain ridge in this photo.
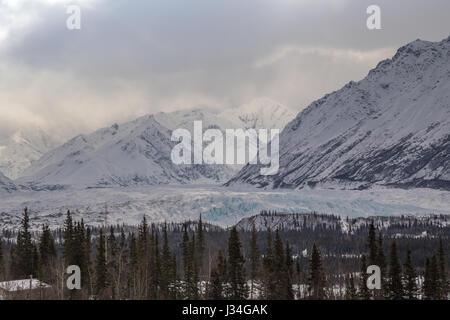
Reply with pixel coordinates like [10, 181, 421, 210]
[17, 99, 293, 189]
[227, 36, 450, 191]
[0, 170, 17, 192]
[0, 127, 61, 179]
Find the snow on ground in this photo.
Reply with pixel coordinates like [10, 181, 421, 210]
[0, 279, 51, 292]
[0, 185, 449, 230]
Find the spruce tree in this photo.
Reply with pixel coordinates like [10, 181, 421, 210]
[128, 233, 138, 298]
[262, 229, 275, 299]
[15, 208, 35, 278]
[148, 227, 155, 299]
[423, 258, 433, 300]
[284, 240, 295, 300]
[196, 215, 205, 278]
[217, 249, 227, 298]
[149, 227, 161, 299]
[376, 233, 388, 298]
[32, 244, 39, 279]
[107, 226, 117, 298]
[249, 225, 260, 299]
[403, 249, 418, 300]
[181, 224, 190, 280]
[438, 236, 448, 299]
[137, 216, 148, 264]
[38, 225, 57, 283]
[170, 253, 178, 299]
[358, 255, 370, 300]
[84, 227, 92, 295]
[160, 223, 173, 299]
[367, 221, 378, 265]
[63, 210, 74, 266]
[190, 232, 199, 299]
[72, 221, 88, 293]
[108, 226, 117, 263]
[388, 240, 404, 300]
[181, 224, 193, 298]
[346, 274, 357, 300]
[365, 221, 379, 299]
[117, 228, 127, 299]
[227, 227, 247, 299]
[295, 259, 302, 299]
[273, 229, 286, 299]
[429, 254, 441, 299]
[209, 268, 223, 300]
[137, 216, 148, 298]
[308, 243, 326, 300]
[95, 229, 108, 297]
[180, 224, 198, 299]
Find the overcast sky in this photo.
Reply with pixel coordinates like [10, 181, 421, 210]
[1, 0, 450, 139]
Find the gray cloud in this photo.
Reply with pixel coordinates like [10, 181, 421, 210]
[1, 0, 450, 138]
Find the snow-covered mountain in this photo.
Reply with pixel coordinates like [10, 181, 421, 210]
[153, 98, 294, 131]
[18, 99, 293, 189]
[0, 128, 60, 179]
[227, 36, 450, 191]
[0, 170, 17, 192]
[154, 108, 236, 131]
[18, 115, 236, 188]
[218, 97, 295, 130]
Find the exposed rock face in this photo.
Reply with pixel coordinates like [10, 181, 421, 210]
[227, 36, 450, 191]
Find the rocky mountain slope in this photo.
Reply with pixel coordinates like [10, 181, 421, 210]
[17, 99, 294, 189]
[227, 36, 450, 190]
[18, 115, 234, 188]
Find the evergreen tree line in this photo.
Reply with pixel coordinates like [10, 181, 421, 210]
[0, 210, 448, 300]
[345, 222, 449, 300]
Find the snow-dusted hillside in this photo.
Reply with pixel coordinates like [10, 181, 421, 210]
[235, 212, 342, 232]
[235, 212, 450, 233]
[227, 36, 450, 190]
[0, 128, 60, 179]
[17, 99, 293, 189]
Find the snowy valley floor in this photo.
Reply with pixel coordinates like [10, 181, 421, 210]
[0, 185, 449, 230]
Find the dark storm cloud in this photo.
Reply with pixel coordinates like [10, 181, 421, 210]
[1, 0, 450, 138]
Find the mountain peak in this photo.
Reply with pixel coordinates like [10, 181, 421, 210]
[0, 170, 17, 192]
[0, 126, 61, 179]
[16, 100, 296, 188]
[228, 36, 450, 190]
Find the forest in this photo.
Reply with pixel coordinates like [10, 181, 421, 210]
[0, 209, 448, 300]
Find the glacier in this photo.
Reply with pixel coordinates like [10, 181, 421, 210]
[0, 185, 449, 230]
